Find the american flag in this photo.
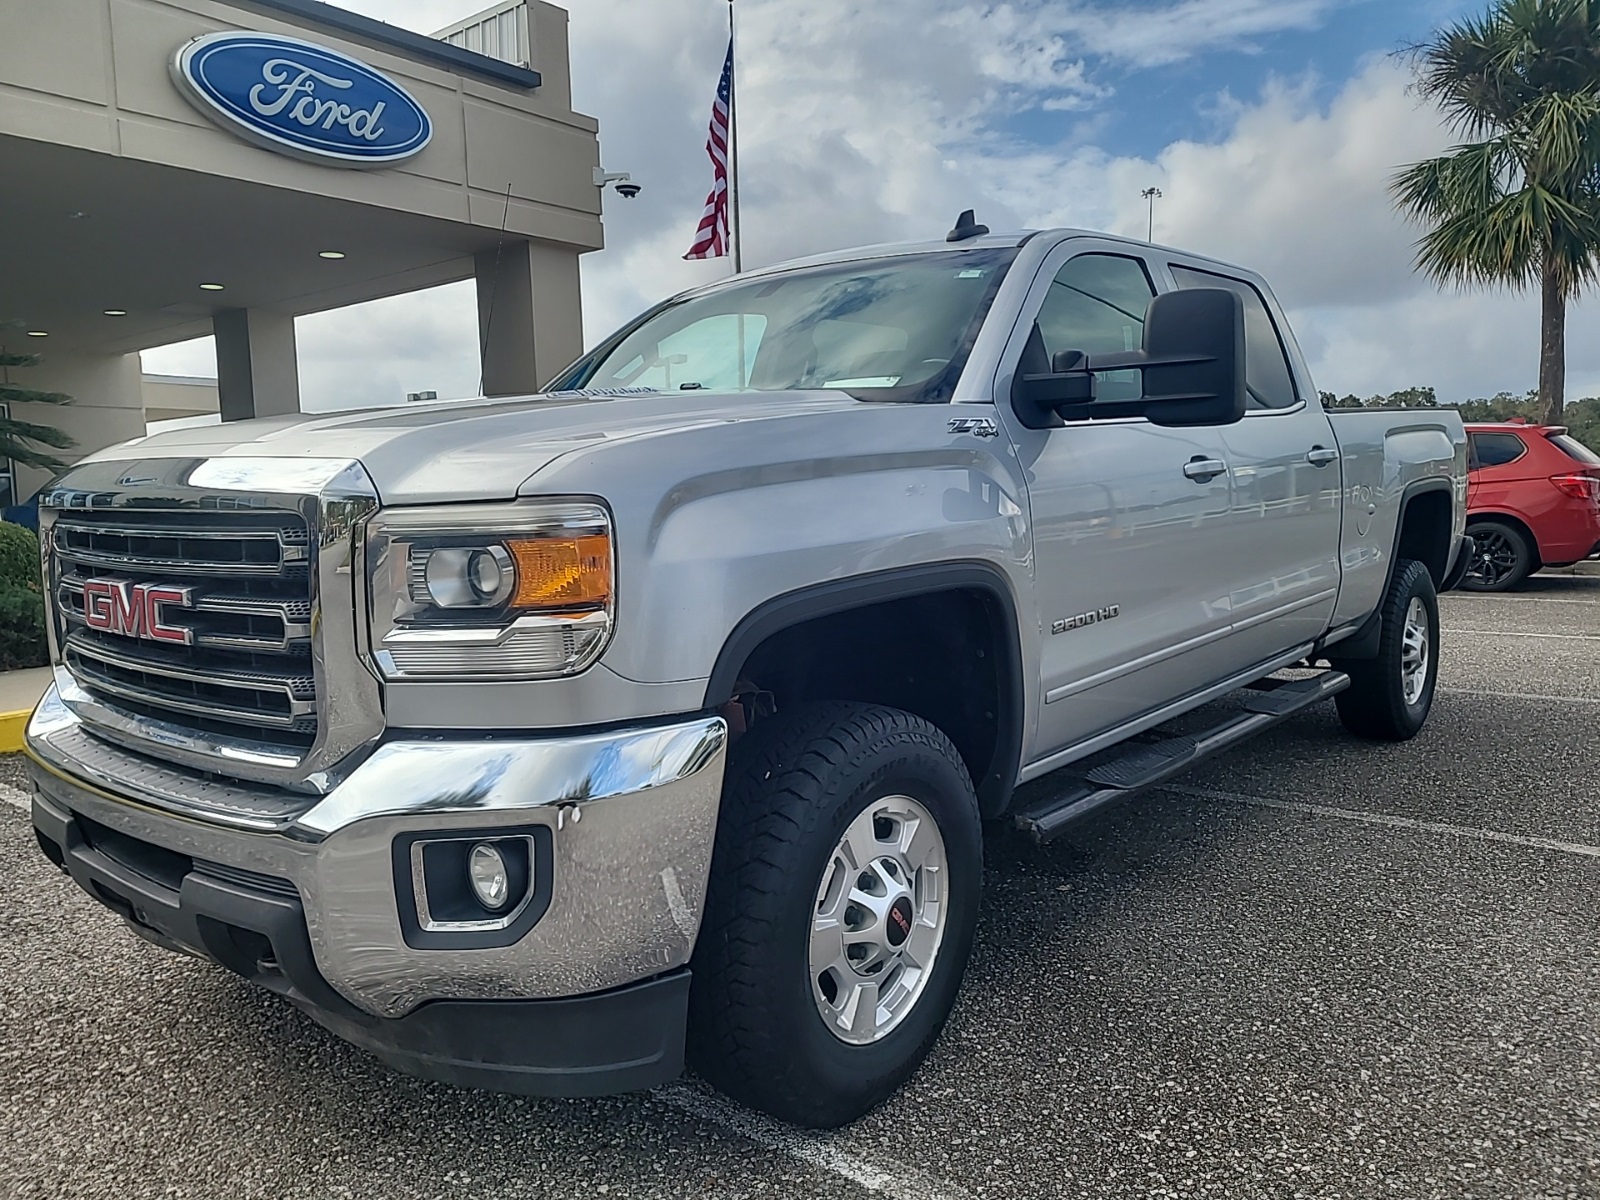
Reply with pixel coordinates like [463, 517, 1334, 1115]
[684, 40, 733, 260]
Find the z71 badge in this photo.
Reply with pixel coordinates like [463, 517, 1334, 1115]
[947, 416, 999, 438]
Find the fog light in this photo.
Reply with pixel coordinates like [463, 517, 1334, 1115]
[467, 842, 510, 910]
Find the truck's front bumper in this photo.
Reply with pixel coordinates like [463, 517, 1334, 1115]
[24, 688, 727, 1096]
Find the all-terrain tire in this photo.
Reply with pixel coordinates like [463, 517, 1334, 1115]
[1332, 558, 1440, 741]
[688, 701, 982, 1128]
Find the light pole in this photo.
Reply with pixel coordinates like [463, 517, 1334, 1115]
[1141, 187, 1162, 242]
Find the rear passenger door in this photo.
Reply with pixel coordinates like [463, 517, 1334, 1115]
[1467, 429, 1531, 508]
[1164, 261, 1342, 664]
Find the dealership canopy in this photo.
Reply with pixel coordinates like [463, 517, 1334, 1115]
[0, 0, 604, 500]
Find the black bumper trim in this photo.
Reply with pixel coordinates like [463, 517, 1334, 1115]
[31, 795, 689, 1097]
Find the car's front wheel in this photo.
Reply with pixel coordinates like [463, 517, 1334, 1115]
[688, 701, 982, 1128]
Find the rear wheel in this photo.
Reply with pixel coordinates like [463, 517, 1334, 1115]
[1333, 558, 1439, 741]
[1461, 519, 1536, 591]
[688, 701, 982, 1128]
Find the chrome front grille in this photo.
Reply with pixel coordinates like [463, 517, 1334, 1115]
[52, 508, 319, 753]
[39, 456, 384, 793]
[52, 511, 310, 575]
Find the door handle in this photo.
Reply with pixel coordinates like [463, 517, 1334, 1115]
[1183, 457, 1227, 482]
[1306, 446, 1340, 467]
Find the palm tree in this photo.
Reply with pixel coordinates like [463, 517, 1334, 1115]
[0, 349, 73, 473]
[1392, 0, 1600, 424]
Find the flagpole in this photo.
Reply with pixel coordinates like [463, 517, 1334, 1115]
[727, 0, 743, 274]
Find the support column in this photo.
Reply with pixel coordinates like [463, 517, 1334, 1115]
[213, 309, 300, 421]
[476, 240, 584, 397]
[5, 351, 144, 502]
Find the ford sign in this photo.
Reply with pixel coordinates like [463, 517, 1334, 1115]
[172, 32, 432, 167]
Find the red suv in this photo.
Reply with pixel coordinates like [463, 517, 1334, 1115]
[1463, 422, 1600, 590]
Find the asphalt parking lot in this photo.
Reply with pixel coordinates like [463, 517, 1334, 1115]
[3, 563, 1597, 1200]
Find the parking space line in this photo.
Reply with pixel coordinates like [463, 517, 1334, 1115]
[1442, 596, 1599, 606]
[1440, 687, 1600, 705]
[1165, 784, 1600, 859]
[1443, 628, 1600, 641]
[655, 1084, 973, 1200]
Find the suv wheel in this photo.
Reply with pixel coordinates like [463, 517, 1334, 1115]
[1461, 519, 1536, 591]
[1332, 558, 1440, 741]
[689, 701, 981, 1128]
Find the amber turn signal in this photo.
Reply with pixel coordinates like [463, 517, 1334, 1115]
[507, 534, 612, 609]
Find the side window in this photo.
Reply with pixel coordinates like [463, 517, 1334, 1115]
[1170, 264, 1298, 409]
[1035, 254, 1155, 403]
[1469, 432, 1527, 468]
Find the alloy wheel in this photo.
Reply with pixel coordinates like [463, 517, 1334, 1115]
[1467, 527, 1519, 587]
[809, 795, 948, 1045]
[1400, 595, 1430, 706]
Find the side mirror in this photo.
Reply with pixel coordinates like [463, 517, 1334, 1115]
[1014, 287, 1247, 428]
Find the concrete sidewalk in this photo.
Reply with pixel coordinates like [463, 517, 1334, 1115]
[0, 666, 50, 752]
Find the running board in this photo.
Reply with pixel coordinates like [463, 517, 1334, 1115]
[1013, 670, 1350, 844]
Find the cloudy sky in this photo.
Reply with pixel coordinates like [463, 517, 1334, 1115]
[144, 0, 1600, 409]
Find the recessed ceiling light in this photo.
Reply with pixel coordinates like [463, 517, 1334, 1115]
[26, 330, 48, 337]
[318, 250, 346, 260]
[103, 309, 127, 316]
[199, 282, 225, 291]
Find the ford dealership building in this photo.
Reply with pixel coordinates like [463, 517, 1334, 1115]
[0, 0, 603, 503]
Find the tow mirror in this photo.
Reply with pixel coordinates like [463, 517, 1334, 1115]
[1014, 287, 1247, 428]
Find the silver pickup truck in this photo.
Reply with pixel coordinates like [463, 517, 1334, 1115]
[23, 216, 1468, 1128]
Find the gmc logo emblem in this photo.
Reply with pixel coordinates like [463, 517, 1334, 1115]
[82, 579, 196, 645]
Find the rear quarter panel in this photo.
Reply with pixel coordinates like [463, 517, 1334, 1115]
[1327, 409, 1466, 627]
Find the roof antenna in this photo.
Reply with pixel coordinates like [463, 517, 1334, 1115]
[946, 209, 989, 243]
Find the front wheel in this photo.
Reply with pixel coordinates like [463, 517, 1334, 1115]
[688, 702, 982, 1128]
[1332, 558, 1440, 741]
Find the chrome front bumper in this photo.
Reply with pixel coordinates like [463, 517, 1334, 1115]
[25, 685, 727, 1020]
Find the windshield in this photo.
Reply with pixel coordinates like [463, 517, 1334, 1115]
[552, 248, 1016, 403]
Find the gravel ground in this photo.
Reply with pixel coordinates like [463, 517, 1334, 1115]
[2, 563, 1597, 1199]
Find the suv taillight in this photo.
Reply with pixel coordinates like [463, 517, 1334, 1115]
[1550, 472, 1600, 502]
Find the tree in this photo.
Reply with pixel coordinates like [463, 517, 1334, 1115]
[0, 350, 74, 473]
[1392, 0, 1600, 425]
[1318, 386, 1439, 408]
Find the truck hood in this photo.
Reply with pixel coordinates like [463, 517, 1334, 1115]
[86, 390, 868, 503]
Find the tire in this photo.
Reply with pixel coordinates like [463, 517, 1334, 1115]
[1332, 558, 1440, 741]
[688, 701, 982, 1128]
[1460, 519, 1536, 592]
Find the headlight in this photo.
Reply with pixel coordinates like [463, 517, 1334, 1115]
[365, 500, 614, 681]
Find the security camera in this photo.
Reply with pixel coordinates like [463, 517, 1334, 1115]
[594, 168, 641, 199]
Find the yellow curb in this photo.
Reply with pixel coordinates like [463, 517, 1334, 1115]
[0, 708, 29, 754]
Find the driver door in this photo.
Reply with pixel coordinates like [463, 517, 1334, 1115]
[993, 239, 1242, 765]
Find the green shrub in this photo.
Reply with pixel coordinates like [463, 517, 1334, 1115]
[0, 522, 48, 669]
[0, 520, 42, 592]
[0, 585, 48, 669]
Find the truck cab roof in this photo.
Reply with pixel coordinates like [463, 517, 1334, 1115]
[717, 225, 1266, 292]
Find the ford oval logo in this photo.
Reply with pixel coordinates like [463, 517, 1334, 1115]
[172, 32, 432, 167]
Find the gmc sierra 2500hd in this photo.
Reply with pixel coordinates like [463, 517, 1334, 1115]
[24, 215, 1469, 1128]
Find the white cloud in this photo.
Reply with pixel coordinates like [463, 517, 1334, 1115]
[144, 0, 1600, 411]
